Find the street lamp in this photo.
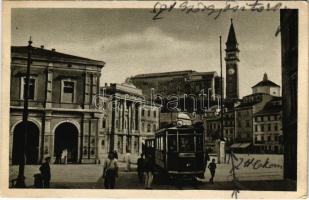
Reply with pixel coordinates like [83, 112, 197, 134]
[15, 37, 32, 188]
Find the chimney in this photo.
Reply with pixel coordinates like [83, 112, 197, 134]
[51, 48, 56, 52]
[40, 45, 44, 49]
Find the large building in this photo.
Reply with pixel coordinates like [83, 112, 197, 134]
[99, 82, 159, 161]
[252, 73, 281, 96]
[130, 70, 223, 100]
[233, 73, 281, 151]
[10, 45, 105, 164]
[253, 97, 283, 153]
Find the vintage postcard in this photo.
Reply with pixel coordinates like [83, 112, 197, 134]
[0, 0, 308, 198]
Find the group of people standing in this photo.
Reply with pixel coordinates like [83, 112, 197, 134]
[55, 148, 68, 164]
[137, 153, 155, 189]
[102, 150, 155, 189]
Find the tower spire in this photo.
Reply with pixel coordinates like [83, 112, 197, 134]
[226, 18, 238, 46]
[263, 73, 268, 81]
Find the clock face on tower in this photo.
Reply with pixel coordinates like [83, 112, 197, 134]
[228, 67, 235, 75]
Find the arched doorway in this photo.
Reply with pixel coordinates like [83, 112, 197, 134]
[54, 122, 79, 163]
[12, 121, 40, 165]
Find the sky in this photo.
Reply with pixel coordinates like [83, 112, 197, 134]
[12, 8, 282, 98]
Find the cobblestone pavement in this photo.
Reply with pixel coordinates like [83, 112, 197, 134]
[9, 154, 286, 189]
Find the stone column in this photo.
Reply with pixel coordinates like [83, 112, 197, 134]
[44, 115, 53, 160]
[123, 135, 127, 155]
[128, 102, 132, 133]
[84, 72, 91, 109]
[45, 67, 53, 109]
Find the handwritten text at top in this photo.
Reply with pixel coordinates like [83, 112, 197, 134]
[151, 0, 286, 20]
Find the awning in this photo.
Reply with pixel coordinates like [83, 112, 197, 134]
[239, 142, 251, 148]
[230, 142, 251, 149]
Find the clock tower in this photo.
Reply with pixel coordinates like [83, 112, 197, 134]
[225, 19, 239, 100]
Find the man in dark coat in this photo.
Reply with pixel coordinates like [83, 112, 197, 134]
[137, 154, 145, 183]
[208, 159, 217, 184]
[40, 156, 51, 188]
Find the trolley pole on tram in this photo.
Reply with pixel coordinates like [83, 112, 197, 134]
[15, 37, 32, 188]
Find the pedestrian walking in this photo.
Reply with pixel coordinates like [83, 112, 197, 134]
[103, 151, 118, 189]
[137, 154, 145, 183]
[208, 159, 217, 184]
[144, 154, 155, 189]
[62, 149, 68, 164]
[124, 150, 131, 172]
[39, 156, 51, 188]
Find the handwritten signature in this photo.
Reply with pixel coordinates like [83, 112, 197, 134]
[227, 154, 283, 174]
[152, 0, 286, 20]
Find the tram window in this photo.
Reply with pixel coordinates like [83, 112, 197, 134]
[196, 135, 203, 151]
[179, 135, 194, 152]
[160, 137, 164, 151]
[168, 135, 177, 152]
[156, 138, 158, 149]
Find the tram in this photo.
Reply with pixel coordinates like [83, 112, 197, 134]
[144, 122, 205, 179]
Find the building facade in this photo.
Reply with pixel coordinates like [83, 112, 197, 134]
[10, 45, 105, 164]
[252, 73, 281, 96]
[280, 9, 298, 180]
[234, 93, 273, 143]
[253, 97, 283, 153]
[223, 110, 235, 144]
[98, 83, 160, 162]
[130, 70, 222, 100]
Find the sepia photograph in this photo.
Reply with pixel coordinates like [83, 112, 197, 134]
[1, 1, 308, 198]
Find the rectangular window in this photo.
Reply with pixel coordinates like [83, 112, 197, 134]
[261, 124, 264, 132]
[154, 110, 157, 118]
[62, 81, 74, 103]
[142, 109, 145, 116]
[238, 121, 241, 128]
[22, 77, 35, 100]
[168, 135, 177, 152]
[274, 124, 278, 131]
[115, 120, 119, 129]
[246, 120, 250, 127]
[179, 135, 194, 152]
[267, 136, 271, 141]
[268, 124, 271, 131]
[255, 125, 258, 132]
[147, 124, 151, 132]
[102, 119, 106, 128]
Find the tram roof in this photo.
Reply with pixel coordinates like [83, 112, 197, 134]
[155, 125, 202, 134]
